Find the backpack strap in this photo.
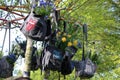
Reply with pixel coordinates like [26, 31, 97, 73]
[82, 24, 89, 60]
[42, 47, 51, 70]
[82, 24, 86, 60]
[83, 24, 88, 42]
[41, 50, 44, 75]
[83, 24, 91, 58]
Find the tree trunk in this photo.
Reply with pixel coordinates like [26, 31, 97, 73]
[23, 37, 33, 78]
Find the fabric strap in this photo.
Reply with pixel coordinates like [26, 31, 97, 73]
[42, 48, 51, 70]
[82, 24, 88, 60]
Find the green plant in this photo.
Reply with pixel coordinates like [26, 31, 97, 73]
[55, 31, 79, 51]
[34, 6, 52, 16]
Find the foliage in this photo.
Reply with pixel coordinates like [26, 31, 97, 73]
[55, 31, 79, 51]
[0, 0, 120, 80]
[34, 5, 52, 16]
[11, 43, 25, 57]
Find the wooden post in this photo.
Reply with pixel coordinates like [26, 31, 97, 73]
[23, 37, 33, 78]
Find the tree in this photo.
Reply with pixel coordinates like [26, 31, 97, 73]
[0, 0, 120, 80]
[23, 37, 33, 77]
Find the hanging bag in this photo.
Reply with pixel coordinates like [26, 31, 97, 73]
[75, 24, 96, 79]
[39, 45, 64, 72]
[76, 56, 96, 79]
[0, 54, 16, 78]
[61, 52, 74, 76]
[20, 8, 50, 41]
[61, 46, 77, 76]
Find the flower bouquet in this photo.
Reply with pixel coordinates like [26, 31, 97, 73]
[55, 31, 80, 52]
[33, 1, 53, 16]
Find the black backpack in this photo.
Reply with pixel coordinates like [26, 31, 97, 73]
[20, 12, 51, 41]
[39, 45, 76, 79]
[40, 45, 64, 72]
[74, 24, 96, 79]
[0, 54, 16, 78]
[74, 57, 96, 79]
[61, 54, 74, 76]
[61, 46, 77, 75]
[30, 47, 39, 71]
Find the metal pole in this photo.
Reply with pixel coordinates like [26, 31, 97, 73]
[1, 29, 7, 52]
[8, 22, 11, 54]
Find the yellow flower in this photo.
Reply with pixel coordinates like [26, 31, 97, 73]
[67, 42, 72, 46]
[73, 40, 78, 46]
[63, 33, 67, 36]
[61, 37, 66, 42]
[67, 34, 71, 38]
[56, 31, 61, 37]
[58, 31, 61, 35]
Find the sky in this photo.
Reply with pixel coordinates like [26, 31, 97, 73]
[0, 27, 26, 55]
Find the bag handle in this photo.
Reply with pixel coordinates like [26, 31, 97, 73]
[82, 36, 85, 60]
[83, 24, 88, 43]
[82, 24, 88, 60]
